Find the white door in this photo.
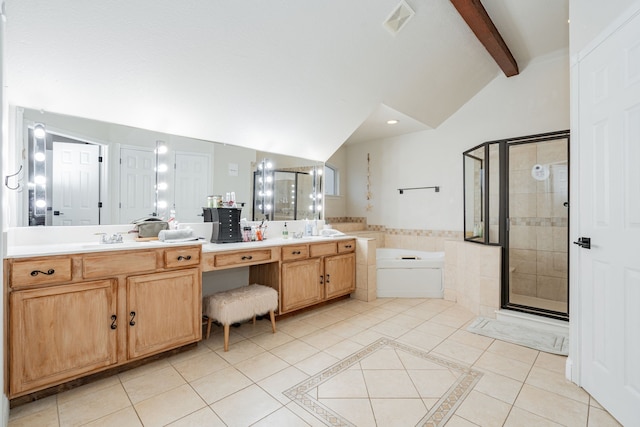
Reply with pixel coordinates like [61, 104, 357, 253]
[120, 148, 155, 223]
[577, 11, 640, 425]
[52, 142, 100, 226]
[174, 152, 211, 223]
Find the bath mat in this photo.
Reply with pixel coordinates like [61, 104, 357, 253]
[467, 317, 569, 355]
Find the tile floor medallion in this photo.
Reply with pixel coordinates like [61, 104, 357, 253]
[284, 337, 483, 427]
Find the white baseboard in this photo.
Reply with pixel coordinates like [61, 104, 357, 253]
[1, 394, 8, 427]
[565, 357, 573, 382]
[495, 309, 569, 334]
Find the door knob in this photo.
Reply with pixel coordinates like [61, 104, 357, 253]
[573, 237, 591, 249]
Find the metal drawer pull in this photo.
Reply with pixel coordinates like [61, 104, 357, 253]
[110, 315, 117, 330]
[177, 255, 192, 261]
[320, 275, 324, 285]
[292, 251, 301, 255]
[241, 255, 253, 260]
[30, 269, 55, 276]
[129, 311, 136, 326]
[344, 245, 352, 249]
[326, 274, 331, 283]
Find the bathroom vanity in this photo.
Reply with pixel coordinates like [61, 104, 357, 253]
[3, 234, 355, 399]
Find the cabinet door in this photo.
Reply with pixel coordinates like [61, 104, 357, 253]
[127, 268, 201, 359]
[324, 253, 356, 300]
[281, 258, 323, 313]
[10, 280, 117, 396]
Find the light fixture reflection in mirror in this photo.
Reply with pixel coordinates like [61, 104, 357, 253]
[257, 158, 274, 219]
[309, 166, 323, 217]
[154, 140, 169, 218]
[32, 124, 47, 218]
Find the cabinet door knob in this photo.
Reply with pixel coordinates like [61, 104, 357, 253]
[320, 275, 324, 285]
[129, 311, 136, 326]
[30, 269, 55, 276]
[326, 274, 331, 283]
[110, 315, 117, 330]
[177, 255, 192, 261]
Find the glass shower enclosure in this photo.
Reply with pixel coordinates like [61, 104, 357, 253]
[463, 130, 570, 320]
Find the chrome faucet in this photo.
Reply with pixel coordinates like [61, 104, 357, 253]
[96, 233, 124, 244]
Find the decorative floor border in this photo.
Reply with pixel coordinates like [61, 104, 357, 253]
[284, 338, 483, 427]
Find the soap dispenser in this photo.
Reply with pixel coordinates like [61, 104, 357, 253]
[282, 222, 289, 239]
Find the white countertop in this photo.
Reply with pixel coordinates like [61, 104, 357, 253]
[5, 235, 354, 259]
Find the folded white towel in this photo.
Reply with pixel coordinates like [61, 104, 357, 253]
[158, 228, 196, 242]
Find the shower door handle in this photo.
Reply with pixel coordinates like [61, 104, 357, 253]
[573, 237, 591, 249]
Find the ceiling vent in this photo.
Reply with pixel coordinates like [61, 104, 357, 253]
[383, 0, 415, 35]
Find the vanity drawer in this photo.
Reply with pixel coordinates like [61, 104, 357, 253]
[338, 240, 356, 253]
[281, 245, 309, 261]
[309, 242, 337, 257]
[215, 249, 273, 268]
[83, 251, 157, 279]
[164, 247, 201, 269]
[10, 257, 73, 288]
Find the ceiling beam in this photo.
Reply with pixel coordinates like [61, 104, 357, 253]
[450, 0, 519, 77]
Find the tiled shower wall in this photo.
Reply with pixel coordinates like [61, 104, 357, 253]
[508, 140, 569, 302]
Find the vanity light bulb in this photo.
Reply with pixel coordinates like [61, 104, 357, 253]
[316, 194, 322, 200]
[157, 182, 168, 191]
[156, 145, 168, 154]
[258, 191, 264, 197]
[317, 205, 322, 211]
[266, 176, 273, 183]
[317, 169, 323, 175]
[309, 204, 314, 211]
[35, 199, 47, 208]
[266, 190, 272, 197]
[265, 204, 272, 211]
[34, 175, 46, 185]
[309, 194, 314, 199]
[157, 164, 168, 173]
[33, 125, 46, 139]
[266, 162, 273, 169]
[258, 204, 263, 209]
[157, 200, 168, 209]
[258, 177, 263, 183]
[34, 152, 46, 162]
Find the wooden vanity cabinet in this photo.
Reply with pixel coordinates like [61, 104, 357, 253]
[9, 279, 117, 396]
[324, 252, 356, 300]
[279, 239, 356, 314]
[281, 257, 323, 313]
[5, 245, 202, 398]
[127, 268, 201, 359]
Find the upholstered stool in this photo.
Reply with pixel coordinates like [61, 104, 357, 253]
[203, 284, 278, 351]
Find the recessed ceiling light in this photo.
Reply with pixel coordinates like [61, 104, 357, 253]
[387, 119, 399, 125]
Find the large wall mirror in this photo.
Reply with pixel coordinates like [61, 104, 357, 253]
[7, 106, 323, 227]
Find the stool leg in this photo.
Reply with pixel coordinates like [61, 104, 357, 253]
[223, 324, 230, 352]
[252, 315, 256, 324]
[269, 310, 276, 333]
[206, 318, 213, 339]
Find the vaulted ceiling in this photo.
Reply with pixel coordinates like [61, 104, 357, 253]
[5, 0, 568, 161]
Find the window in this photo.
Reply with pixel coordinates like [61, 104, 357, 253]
[324, 163, 339, 196]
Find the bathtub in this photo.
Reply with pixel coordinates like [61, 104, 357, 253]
[376, 248, 444, 298]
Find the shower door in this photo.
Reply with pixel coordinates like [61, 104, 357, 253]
[505, 135, 569, 319]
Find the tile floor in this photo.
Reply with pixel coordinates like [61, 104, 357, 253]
[8, 298, 622, 427]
